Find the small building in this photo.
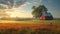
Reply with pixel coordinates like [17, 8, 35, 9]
[39, 12, 53, 20]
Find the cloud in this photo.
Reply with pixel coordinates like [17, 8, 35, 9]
[33, 0, 42, 2]
[0, 0, 27, 9]
[0, 0, 42, 18]
[0, 0, 43, 9]
[33, 0, 43, 3]
[0, 4, 8, 9]
[20, 2, 31, 7]
[0, 9, 9, 18]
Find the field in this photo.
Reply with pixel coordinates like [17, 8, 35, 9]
[0, 20, 60, 24]
[0, 20, 60, 34]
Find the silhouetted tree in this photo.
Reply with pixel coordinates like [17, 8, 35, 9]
[32, 5, 48, 19]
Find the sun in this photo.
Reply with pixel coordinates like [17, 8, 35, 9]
[6, 7, 33, 18]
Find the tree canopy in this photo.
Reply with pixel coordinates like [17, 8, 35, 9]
[32, 5, 48, 19]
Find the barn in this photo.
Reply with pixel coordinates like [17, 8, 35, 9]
[39, 12, 53, 20]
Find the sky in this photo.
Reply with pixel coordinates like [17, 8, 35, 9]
[0, 0, 60, 18]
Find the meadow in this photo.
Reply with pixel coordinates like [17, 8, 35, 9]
[0, 20, 60, 24]
[0, 20, 60, 34]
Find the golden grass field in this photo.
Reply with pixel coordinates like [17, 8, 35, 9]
[0, 20, 60, 28]
[0, 20, 60, 29]
[0, 20, 60, 24]
[0, 20, 60, 34]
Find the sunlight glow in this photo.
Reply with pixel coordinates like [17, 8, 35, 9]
[6, 7, 33, 18]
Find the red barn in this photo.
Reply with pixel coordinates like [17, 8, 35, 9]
[39, 12, 53, 20]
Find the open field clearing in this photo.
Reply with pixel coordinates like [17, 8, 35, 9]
[0, 20, 60, 28]
[0, 20, 60, 24]
[0, 20, 60, 34]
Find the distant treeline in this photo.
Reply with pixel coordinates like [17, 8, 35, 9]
[0, 18, 60, 21]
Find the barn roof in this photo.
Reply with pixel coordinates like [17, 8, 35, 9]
[42, 12, 52, 16]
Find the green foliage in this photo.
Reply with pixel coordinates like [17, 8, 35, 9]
[32, 5, 48, 18]
[32, 6, 36, 9]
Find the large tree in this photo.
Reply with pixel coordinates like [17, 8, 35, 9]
[32, 5, 48, 19]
